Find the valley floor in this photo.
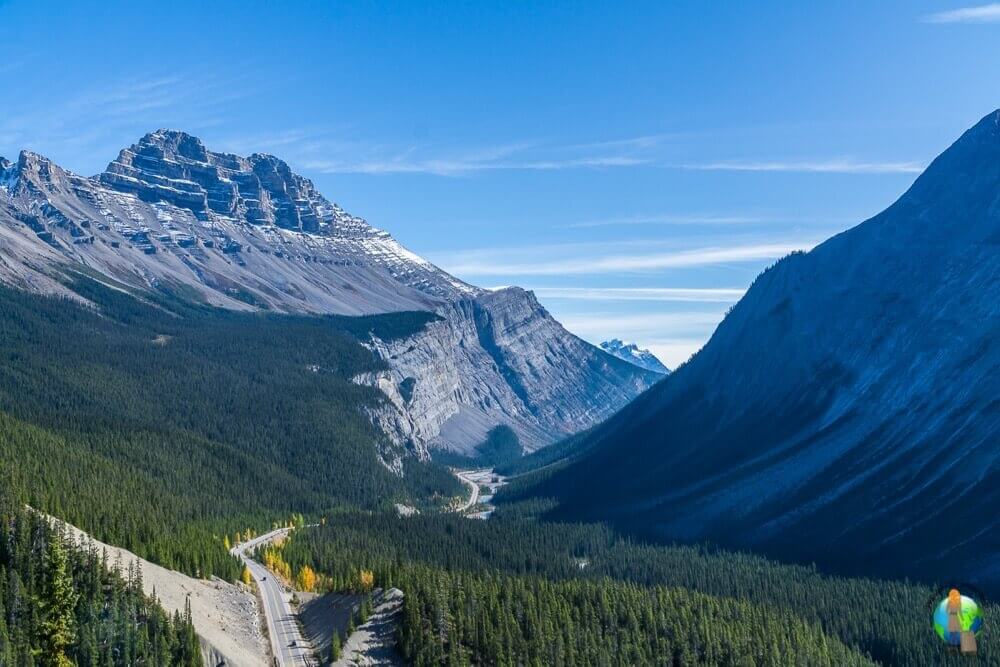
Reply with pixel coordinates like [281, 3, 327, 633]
[454, 468, 507, 518]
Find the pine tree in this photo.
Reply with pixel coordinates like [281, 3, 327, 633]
[0, 594, 12, 667]
[38, 533, 76, 667]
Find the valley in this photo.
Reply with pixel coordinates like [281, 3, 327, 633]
[0, 70, 1000, 667]
[520, 109, 1000, 595]
[453, 468, 507, 518]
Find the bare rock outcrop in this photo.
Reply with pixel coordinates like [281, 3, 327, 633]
[0, 131, 659, 459]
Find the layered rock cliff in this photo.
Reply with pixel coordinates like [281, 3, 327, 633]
[0, 130, 660, 456]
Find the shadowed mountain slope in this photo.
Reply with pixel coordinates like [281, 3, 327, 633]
[524, 110, 1000, 592]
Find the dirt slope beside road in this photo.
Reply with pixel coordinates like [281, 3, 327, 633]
[53, 517, 269, 667]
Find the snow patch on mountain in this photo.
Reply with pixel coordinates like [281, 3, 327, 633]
[0, 130, 660, 458]
[600, 339, 670, 374]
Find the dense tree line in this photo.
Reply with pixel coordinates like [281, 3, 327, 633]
[0, 497, 202, 666]
[278, 511, 996, 666]
[396, 565, 874, 666]
[0, 278, 461, 580]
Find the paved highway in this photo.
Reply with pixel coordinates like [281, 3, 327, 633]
[232, 529, 314, 666]
[454, 470, 481, 512]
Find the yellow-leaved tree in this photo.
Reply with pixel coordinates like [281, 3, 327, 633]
[241, 566, 253, 586]
[296, 565, 317, 592]
[358, 569, 375, 593]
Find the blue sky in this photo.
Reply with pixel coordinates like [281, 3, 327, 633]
[1, 1, 998, 366]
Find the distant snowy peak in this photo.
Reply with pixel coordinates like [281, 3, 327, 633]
[600, 339, 669, 374]
[0, 157, 16, 193]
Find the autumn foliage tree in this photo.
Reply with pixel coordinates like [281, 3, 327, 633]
[295, 565, 317, 592]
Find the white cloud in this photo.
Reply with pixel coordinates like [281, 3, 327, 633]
[562, 133, 675, 151]
[0, 73, 250, 172]
[297, 132, 669, 176]
[565, 214, 765, 228]
[922, 3, 1000, 23]
[302, 154, 646, 176]
[681, 159, 924, 174]
[559, 311, 727, 337]
[529, 286, 746, 302]
[442, 241, 815, 277]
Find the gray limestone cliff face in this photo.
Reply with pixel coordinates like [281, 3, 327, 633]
[0, 130, 659, 461]
[101, 130, 331, 232]
[363, 288, 662, 456]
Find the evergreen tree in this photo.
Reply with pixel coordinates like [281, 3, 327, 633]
[38, 533, 76, 667]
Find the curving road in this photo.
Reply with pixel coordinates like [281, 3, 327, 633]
[232, 529, 314, 666]
[454, 470, 481, 512]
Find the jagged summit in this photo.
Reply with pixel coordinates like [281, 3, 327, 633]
[600, 339, 669, 374]
[0, 131, 659, 456]
[101, 129, 334, 233]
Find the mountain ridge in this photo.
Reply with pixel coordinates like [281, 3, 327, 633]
[521, 109, 1000, 591]
[0, 130, 660, 456]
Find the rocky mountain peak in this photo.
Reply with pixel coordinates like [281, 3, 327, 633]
[3, 150, 76, 196]
[534, 111, 1000, 590]
[17, 149, 58, 175]
[139, 129, 214, 162]
[0, 130, 659, 458]
[891, 108, 1000, 236]
[99, 129, 334, 232]
[599, 339, 669, 374]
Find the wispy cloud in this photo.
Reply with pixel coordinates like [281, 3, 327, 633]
[528, 286, 746, 302]
[302, 153, 647, 176]
[0, 72, 256, 172]
[559, 311, 727, 337]
[292, 131, 669, 176]
[922, 3, 1000, 23]
[561, 133, 676, 151]
[565, 214, 766, 228]
[681, 159, 925, 174]
[442, 241, 816, 277]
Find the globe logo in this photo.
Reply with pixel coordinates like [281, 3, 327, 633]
[934, 589, 983, 655]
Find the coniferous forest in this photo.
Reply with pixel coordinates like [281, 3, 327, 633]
[0, 277, 460, 580]
[0, 496, 202, 666]
[1, 278, 995, 666]
[273, 508, 997, 666]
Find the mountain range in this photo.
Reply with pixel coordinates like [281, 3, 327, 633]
[0, 130, 659, 458]
[600, 339, 670, 374]
[526, 109, 1000, 592]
